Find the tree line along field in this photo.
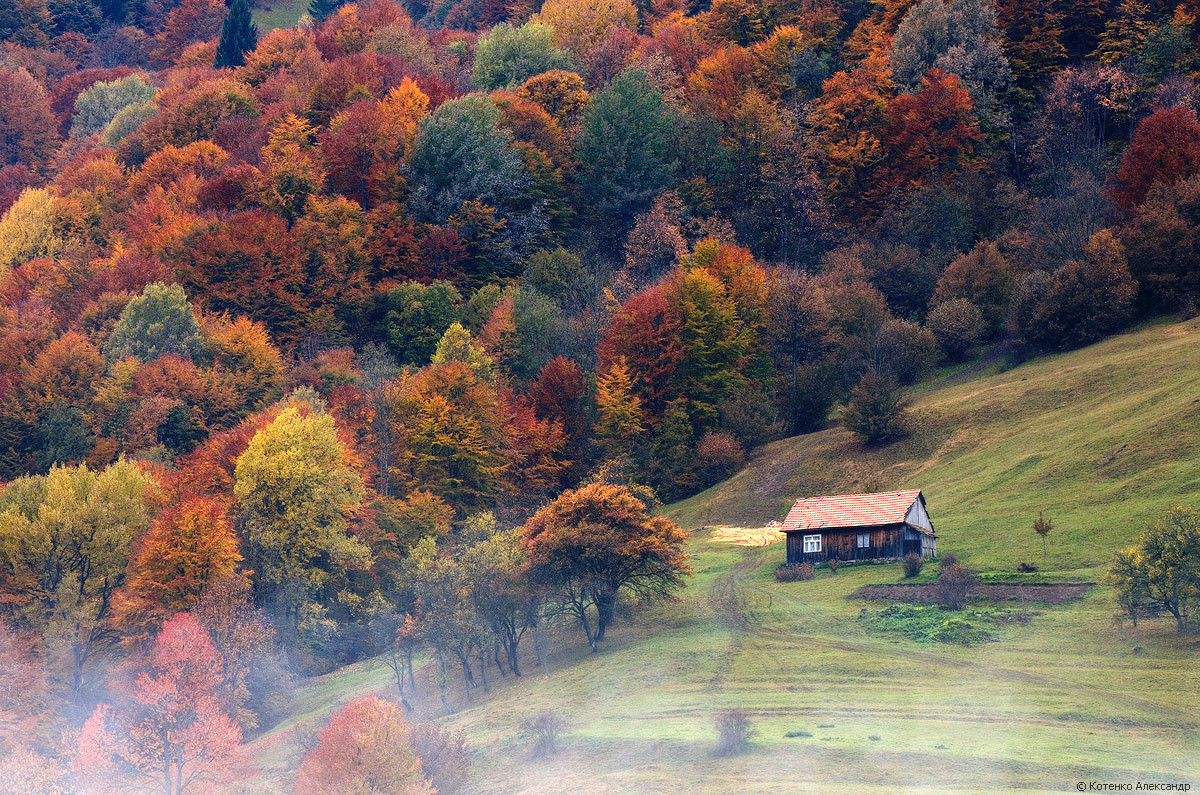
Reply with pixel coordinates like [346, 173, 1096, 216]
[242, 317, 1200, 792]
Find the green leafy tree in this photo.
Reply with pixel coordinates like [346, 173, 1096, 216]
[400, 538, 488, 703]
[461, 525, 539, 678]
[99, 101, 157, 147]
[409, 96, 538, 263]
[578, 69, 677, 242]
[0, 461, 156, 701]
[234, 403, 369, 620]
[431, 323, 495, 381]
[214, 0, 258, 69]
[1106, 506, 1200, 633]
[672, 267, 755, 432]
[472, 22, 571, 91]
[71, 75, 156, 137]
[104, 282, 205, 363]
[376, 281, 464, 366]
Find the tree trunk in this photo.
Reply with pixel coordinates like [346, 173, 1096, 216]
[594, 591, 615, 642]
[507, 638, 522, 677]
[493, 642, 507, 677]
[461, 660, 474, 702]
[579, 608, 596, 652]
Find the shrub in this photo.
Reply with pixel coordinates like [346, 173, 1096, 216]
[1017, 562, 1039, 573]
[932, 240, 1015, 332]
[410, 722, 470, 795]
[521, 710, 564, 759]
[827, 558, 841, 575]
[936, 563, 976, 610]
[926, 298, 985, 361]
[774, 562, 814, 582]
[939, 551, 959, 568]
[842, 370, 909, 444]
[1024, 230, 1137, 350]
[868, 318, 938, 384]
[294, 697, 430, 795]
[902, 552, 924, 578]
[930, 618, 992, 645]
[694, 431, 746, 488]
[713, 709, 756, 756]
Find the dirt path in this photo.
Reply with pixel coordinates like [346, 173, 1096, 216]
[707, 525, 782, 546]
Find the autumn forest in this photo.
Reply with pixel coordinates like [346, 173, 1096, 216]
[0, 0, 1198, 789]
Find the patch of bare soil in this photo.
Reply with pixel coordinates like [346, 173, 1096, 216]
[707, 525, 783, 546]
[851, 582, 1094, 604]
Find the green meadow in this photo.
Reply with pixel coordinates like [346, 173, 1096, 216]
[249, 317, 1200, 792]
[252, 0, 308, 32]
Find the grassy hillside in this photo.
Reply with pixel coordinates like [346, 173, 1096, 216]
[252, 0, 307, 32]
[672, 316, 1200, 573]
[248, 318, 1200, 792]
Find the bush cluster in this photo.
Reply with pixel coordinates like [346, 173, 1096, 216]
[774, 562, 814, 582]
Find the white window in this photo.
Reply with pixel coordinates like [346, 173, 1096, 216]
[803, 534, 821, 553]
[857, 533, 870, 549]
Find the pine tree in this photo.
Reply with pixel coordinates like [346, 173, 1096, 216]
[308, 0, 342, 21]
[214, 0, 257, 69]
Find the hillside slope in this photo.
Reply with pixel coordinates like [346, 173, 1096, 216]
[671, 316, 1200, 571]
[250, 318, 1200, 792]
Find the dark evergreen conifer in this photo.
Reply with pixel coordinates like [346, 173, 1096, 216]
[213, 0, 257, 69]
[307, 0, 342, 22]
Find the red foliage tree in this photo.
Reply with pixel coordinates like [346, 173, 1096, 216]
[599, 282, 684, 422]
[0, 68, 59, 176]
[75, 613, 251, 794]
[1115, 106, 1200, 210]
[879, 69, 984, 197]
[168, 212, 309, 348]
[528, 355, 586, 443]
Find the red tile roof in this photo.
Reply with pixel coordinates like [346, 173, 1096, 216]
[780, 489, 924, 532]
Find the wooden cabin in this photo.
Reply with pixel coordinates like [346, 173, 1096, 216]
[780, 489, 936, 565]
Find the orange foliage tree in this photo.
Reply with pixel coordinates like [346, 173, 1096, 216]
[294, 696, 432, 795]
[113, 495, 243, 641]
[522, 482, 690, 649]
